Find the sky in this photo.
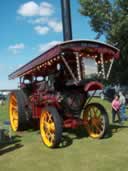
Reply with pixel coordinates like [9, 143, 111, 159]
[0, 0, 105, 90]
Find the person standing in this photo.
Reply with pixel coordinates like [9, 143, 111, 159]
[119, 91, 128, 121]
[112, 95, 122, 124]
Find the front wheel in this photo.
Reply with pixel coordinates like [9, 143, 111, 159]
[82, 103, 109, 139]
[40, 106, 62, 148]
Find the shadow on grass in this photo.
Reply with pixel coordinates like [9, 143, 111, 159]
[58, 127, 88, 148]
[59, 135, 73, 148]
[0, 134, 23, 155]
[109, 123, 128, 135]
[60, 124, 128, 147]
[34, 127, 87, 148]
[19, 123, 128, 149]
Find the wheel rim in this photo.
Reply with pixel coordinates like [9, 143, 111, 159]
[83, 105, 105, 138]
[40, 110, 56, 147]
[9, 94, 19, 131]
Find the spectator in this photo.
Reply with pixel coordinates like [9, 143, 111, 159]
[112, 95, 122, 124]
[114, 84, 120, 93]
[119, 91, 128, 121]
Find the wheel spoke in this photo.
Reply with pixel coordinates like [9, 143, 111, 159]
[11, 106, 18, 111]
[83, 104, 106, 138]
[44, 127, 55, 144]
[11, 96, 17, 104]
[93, 123, 102, 133]
[13, 116, 18, 121]
[49, 123, 55, 131]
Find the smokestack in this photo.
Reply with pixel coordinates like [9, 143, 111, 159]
[61, 0, 72, 41]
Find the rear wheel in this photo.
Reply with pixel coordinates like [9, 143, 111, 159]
[9, 90, 30, 131]
[40, 106, 62, 148]
[82, 103, 109, 139]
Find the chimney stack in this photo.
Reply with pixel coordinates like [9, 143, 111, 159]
[61, 0, 72, 41]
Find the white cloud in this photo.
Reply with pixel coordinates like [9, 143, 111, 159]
[31, 18, 62, 32]
[8, 43, 25, 54]
[39, 2, 54, 16]
[17, 1, 54, 17]
[17, 2, 62, 35]
[28, 17, 49, 24]
[48, 20, 62, 32]
[17, 1, 38, 17]
[28, 18, 62, 32]
[32, 19, 62, 34]
[34, 26, 50, 35]
[39, 41, 61, 52]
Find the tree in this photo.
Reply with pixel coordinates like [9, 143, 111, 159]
[79, 0, 128, 84]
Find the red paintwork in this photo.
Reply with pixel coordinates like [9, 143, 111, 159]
[63, 117, 88, 128]
[8, 40, 120, 80]
[84, 81, 103, 92]
[29, 92, 60, 119]
[22, 80, 103, 120]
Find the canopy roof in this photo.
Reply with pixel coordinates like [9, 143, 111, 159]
[9, 40, 120, 80]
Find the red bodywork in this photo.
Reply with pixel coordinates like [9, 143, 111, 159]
[8, 40, 120, 129]
[29, 93, 60, 118]
[84, 81, 103, 91]
[9, 40, 119, 79]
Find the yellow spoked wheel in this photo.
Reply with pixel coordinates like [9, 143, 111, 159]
[40, 107, 62, 148]
[82, 103, 109, 139]
[9, 90, 28, 131]
[9, 93, 19, 131]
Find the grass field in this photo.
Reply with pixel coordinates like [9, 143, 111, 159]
[0, 98, 128, 171]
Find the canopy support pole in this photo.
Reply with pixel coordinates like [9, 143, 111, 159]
[106, 58, 114, 80]
[75, 52, 82, 81]
[100, 53, 106, 79]
[61, 54, 78, 84]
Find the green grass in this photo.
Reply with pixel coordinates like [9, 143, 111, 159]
[0, 99, 128, 171]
